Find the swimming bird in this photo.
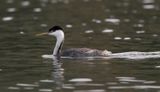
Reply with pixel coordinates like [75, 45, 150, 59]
[37, 26, 112, 59]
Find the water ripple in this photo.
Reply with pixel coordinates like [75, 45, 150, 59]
[69, 78, 92, 82]
[108, 85, 160, 89]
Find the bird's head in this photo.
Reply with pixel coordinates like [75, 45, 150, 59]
[36, 25, 64, 40]
[48, 26, 64, 39]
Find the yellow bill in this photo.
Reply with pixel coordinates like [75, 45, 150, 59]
[36, 32, 48, 36]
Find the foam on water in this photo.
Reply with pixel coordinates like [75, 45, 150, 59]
[73, 89, 106, 92]
[111, 51, 160, 59]
[108, 85, 160, 89]
[42, 51, 160, 60]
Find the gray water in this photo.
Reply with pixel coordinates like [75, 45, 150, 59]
[0, 0, 160, 92]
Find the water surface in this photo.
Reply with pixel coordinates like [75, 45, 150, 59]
[0, 0, 160, 92]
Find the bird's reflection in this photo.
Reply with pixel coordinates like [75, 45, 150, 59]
[52, 58, 64, 90]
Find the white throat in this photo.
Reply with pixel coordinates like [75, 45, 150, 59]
[49, 30, 64, 56]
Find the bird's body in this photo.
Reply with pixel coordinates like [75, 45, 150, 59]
[37, 26, 111, 59]
[62, 48, 111, 57]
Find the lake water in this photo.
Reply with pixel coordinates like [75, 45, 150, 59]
[0, 0, 160, 92]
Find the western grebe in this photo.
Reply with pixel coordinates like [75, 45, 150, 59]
[37, 26, 112, 59]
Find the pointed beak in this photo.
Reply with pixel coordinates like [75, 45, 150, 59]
[36, 32, 48, 36]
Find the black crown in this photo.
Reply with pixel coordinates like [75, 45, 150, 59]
[49, 26, 63, 32]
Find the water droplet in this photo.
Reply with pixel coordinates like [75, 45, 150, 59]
[2, 16, 13, 21]
[134, 24, 144, 27]
[104, 18, 120, 24]
[7, 8, 16, 12]
[63, 0, 70, 4]
[107, 82, 118, 85]
[143, 81, 156, 84]
[105, 9, 110, 12]
[134, 38, 142, 40]
[6, 0, 14, 4]
[123, 19, 130, 22]
[66, 24, 72, 28]
[33, 16, 38, 20]
[33, 8, 42, 12]
[16, 83, 38, 87]
[82, 23, 87, 26]
[136, 30, 145, 34]
[69, 78, 92, 82]
[124, 37, 131, 40]
[73, 89, 106, 92]
[142, 0, 155, 4]
[114, 37, 122, 40]
[23, 87, 34, 90]
[21, 1, 30, 7]
[152, 34, 158, 37]
[139, 19, 145, 23]
[92, 19, 102, 23]
[51, 0, 58, 4]
[85, 30, 94, 33]
[40, 79, 54, 83]
[102, 29, 113, 33]
[8, 87, 20, 90]
[132, 10, 138, 14]
[39, 89, 52, 92]
[143, 4, 155, 9]
[40, 24, 48, 27]
[155, 66, 160, 68]
[20, 31, 24, 34]
[63, 84, 75, 89]
[83, 0, 90, 2]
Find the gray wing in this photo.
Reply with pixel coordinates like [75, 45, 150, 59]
[62, 48, 107, 57]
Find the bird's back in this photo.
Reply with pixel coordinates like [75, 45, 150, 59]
[61, 48, 112, 57]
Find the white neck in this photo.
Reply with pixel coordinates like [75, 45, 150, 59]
[51, 30, 64, 57]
